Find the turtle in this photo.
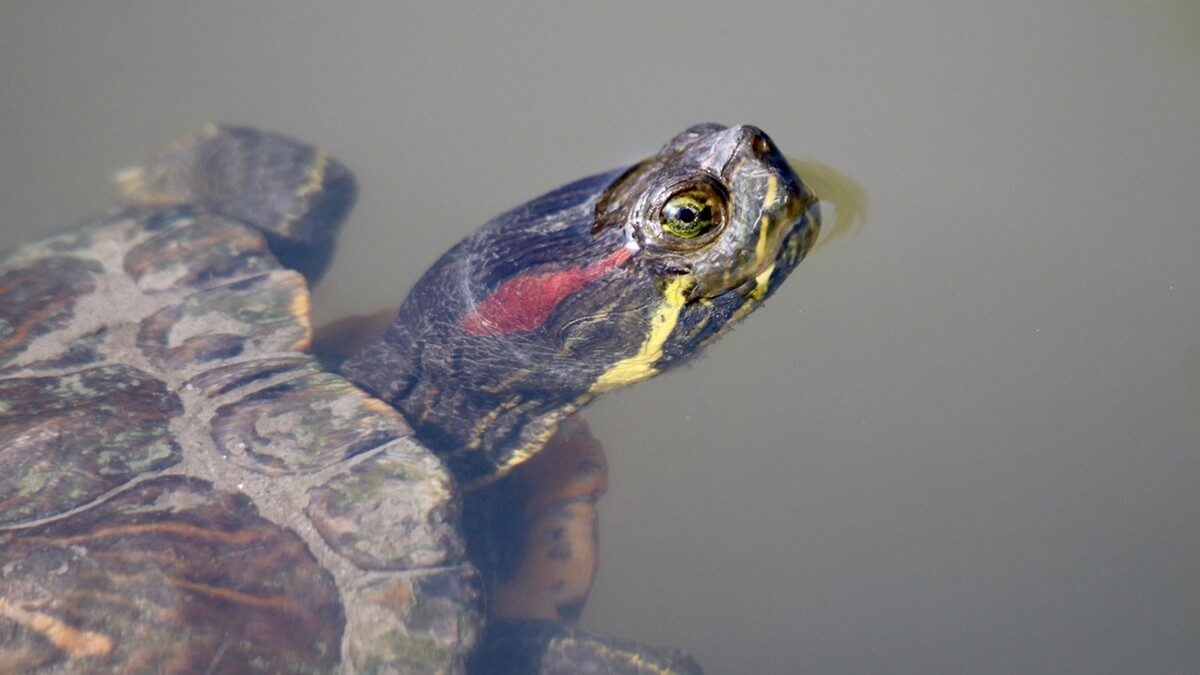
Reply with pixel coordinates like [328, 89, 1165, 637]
[0, 123, 820, 673]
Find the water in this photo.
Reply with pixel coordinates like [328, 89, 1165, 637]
[2, 3, 1198, 673]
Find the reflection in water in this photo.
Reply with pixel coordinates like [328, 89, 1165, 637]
[788, 156, 868, 252]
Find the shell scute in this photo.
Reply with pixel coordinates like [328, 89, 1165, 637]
[344, 566, 482, 674]
[0, 475, 343, 672]
[124, 213, 277, 295]
[307, 440, 464, 570]
[0, 364, 182, 526]
[136, 269, 310, 372]
[184, 354, 320, 398]
[0, 255, 104, 368]
[212, 370, 409, 476]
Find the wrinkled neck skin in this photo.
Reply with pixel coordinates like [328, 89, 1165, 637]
[342, 169, 648, 482]
[340, 124, 818, 484]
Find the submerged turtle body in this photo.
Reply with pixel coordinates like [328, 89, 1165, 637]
[0, 125, 820, 674]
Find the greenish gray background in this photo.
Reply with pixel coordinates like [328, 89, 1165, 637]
[2, 3, 1198, 673]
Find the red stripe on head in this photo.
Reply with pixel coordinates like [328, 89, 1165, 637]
[462, 247, 632, 336]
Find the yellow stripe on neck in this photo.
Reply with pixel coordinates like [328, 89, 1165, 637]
[590, 276, 692, 394]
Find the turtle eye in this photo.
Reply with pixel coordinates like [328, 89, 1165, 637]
[660, 189, 722, 240]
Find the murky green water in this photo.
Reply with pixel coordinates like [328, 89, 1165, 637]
[2, 3, 1198, 673]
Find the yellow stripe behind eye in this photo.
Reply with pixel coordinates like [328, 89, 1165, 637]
[589, 276, 692, 394]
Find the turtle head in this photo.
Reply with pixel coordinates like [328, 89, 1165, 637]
[587, 123, 820, 392]
[595, 123, 819, 307]
[341, 124, 819, 482]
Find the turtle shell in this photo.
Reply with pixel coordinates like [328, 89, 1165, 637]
[0, 158, 481, 672]
[0, 123, 814, 675]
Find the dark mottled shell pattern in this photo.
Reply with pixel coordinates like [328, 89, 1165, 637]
[0, 205, 480, 673]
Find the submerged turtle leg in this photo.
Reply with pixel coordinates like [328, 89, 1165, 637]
[470, 417, 701, 674]
[117, 125, 357, 284]
[492, 415, 607, 622]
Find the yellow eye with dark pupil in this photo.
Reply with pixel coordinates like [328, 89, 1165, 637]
[661, 192, 719, 239]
